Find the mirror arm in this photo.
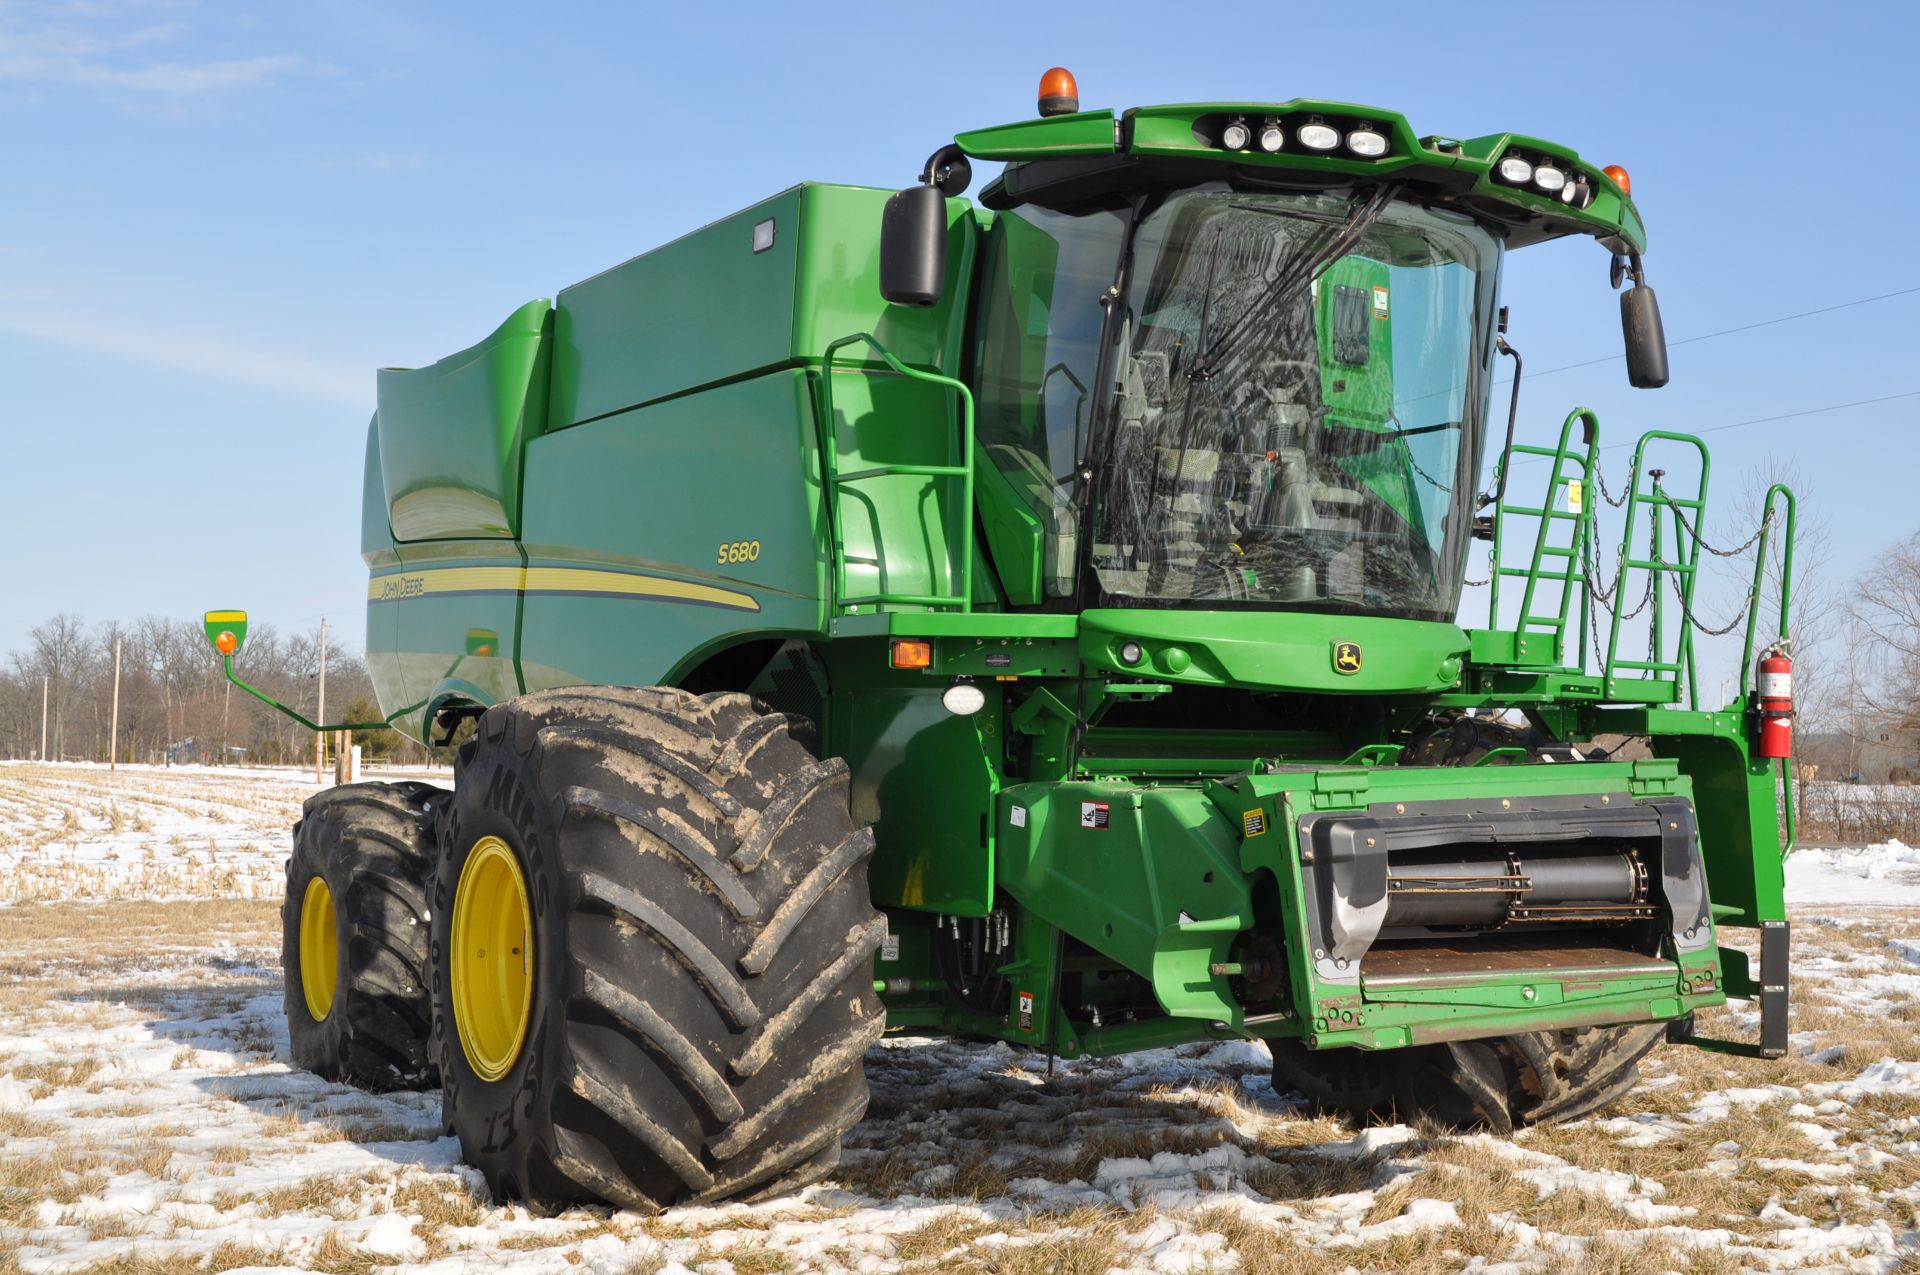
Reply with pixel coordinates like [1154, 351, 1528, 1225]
[218, 655, 400, 733]
[918, 144, 972, 197]
[1480, 332, 1523, 510]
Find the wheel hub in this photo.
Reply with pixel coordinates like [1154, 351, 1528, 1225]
[298, 877, 338, 1022]
[451, 836, 533, 1081]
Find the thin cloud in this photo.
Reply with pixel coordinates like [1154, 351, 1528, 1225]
[0, 8, 304, 97]
[0, 306, 370, 408]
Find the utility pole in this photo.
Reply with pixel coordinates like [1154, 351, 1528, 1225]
[315, 618, 328, 783]
[40, 677, 47, 763]
[109, 638, 122, 771]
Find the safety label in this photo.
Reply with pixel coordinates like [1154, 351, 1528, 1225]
[1372, 285, 1390, 319]
[880, 932, 900, 962]
[1017, 990, 1035, 1032]
[1243, 809, 1268, 837]
[1010, 806, 1028, 828]
[1081, 801, 1111, 830]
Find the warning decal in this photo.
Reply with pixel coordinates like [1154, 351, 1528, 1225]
[1372, 285, 1390, 319]
[1080, 801, 1111, 830]
[1017, 991, 1035, 1032]
[1243, 809, 1268, 838]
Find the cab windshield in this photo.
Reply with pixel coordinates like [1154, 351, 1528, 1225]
[1095, 187, 1500, 617]
[973, 184, 1501, 619]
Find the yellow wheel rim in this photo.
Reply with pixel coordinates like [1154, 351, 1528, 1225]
[298, 876, 338, 1022]
[451, 835, 533, 1082]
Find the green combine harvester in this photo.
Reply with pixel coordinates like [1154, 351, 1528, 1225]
[207, 70, 1799, 1212]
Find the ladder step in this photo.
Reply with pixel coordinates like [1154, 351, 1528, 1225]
[833, 463, 970, 482]
[839, 593, 968, 608]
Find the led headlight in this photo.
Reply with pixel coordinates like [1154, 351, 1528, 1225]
[1221, 116, 1251, 150]
[1496, 155, 1533, 184]
[1345, 127, 1388, 157]
[941, 681, 986, 716]
[1257, 120, 1284, 152]
[1297, 122, 1340, 151]
[1118, 641, 1145, 666]
[1533, 164, 1567, 193]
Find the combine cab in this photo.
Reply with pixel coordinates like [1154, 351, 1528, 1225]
[208, 70, 1797, 1210]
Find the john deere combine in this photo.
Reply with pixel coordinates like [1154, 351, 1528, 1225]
[208, 70, 1798, 1212]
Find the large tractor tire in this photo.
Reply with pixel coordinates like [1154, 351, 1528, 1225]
[1272, 713, 1666, 1131]
[283, 781, 444, 1091]
[1271, 1025, 1667, 1132]
[429, 686, 885, 1212]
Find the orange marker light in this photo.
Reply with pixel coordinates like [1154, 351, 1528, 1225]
[215, 630, 239, 656]
[1602, 164, 1632, 196]
[1038, 66, 1079, 117]
[890, 640, 934, 670]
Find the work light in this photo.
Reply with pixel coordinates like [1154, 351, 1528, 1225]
[1345, 127, 1388, 157]
[1532, 164, 1567, 193]
[1496, 155, 1533, 184]
[942, 682, 986, 716]
[1297, 122, 1340, 151]
[1221, 116, 1251, 150]
[1257, 120, 1284, 152]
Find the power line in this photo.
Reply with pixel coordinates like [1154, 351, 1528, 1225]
[1519, 284, 1920, 380]
[1501, 387, 1920, 474]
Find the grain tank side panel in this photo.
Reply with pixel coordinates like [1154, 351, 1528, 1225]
[516, 370, 827, 692]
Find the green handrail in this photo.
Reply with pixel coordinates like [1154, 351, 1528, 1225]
[817, 332, 975, 614]
[1738, 483, 1797, 694]
[1603, 431, 1710, 705]
[1488, 408, 1599, 667]
[1736, 482, 1798, 857]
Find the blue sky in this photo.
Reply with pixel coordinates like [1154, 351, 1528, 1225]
[4, 0, 1917, 662]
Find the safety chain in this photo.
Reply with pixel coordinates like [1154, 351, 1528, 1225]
[1665, 499, 1774, 559]
[1662, 564, 1754, 637]
[1593, 455, 1635, 508]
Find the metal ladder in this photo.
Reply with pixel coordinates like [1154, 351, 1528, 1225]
[1487, 408, 1600, 666]
[1602, 432, 1710, 707]
[816, 333, 975, 614]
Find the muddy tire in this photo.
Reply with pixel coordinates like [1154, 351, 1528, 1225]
[1272, 1026, 1664, 1131]
[430, 686, 885, 1212]
[283, 781, 444, 1091]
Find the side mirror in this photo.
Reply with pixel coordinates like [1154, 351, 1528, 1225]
[203, 610, 249, 657]
[880, 184, 948, 307]
[1611, 252, 1669, 389]
[1621, 284, 1669, 388]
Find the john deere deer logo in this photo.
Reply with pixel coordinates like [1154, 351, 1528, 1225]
[1333, 641, 1362, 675]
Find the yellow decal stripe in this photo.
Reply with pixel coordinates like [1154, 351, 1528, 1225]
[368, 566, 758, 612]
[204, 609, 248, 623]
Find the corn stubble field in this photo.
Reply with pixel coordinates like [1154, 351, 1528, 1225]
[1, 762, 1918, 1274]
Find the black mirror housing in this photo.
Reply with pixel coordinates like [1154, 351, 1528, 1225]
[880, 184, 947, 307]
[1621, 284, 1669, 388]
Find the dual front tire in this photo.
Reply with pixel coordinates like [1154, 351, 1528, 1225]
[282, 688, 884, 1213]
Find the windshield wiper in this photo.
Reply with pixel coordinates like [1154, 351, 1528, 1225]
[1193, 182, 1404, 378]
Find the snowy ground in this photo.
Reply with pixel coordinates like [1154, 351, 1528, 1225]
[1, 765, 1918, 1273]
[0, 760, 447, 906]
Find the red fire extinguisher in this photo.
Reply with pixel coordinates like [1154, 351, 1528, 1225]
[1755, 646, 1793, 760]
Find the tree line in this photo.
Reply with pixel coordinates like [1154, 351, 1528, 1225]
[0, 614, 429, 765]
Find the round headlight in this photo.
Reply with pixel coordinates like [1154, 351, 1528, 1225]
[1297, 122, 1340, 151]
[1533, 164, 1567, 193]
[1118, 641, 1145, 666]
[1257, 122, 1284, 153]
[1345, 128, 1388, 158]
[1496, 155, 1533, 184]
[941, 682, 986, 716]
[1221, 119, 1251, 150]
[1558, 179, 1579, 204]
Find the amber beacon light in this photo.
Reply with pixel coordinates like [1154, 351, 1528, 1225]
[1038, 67, 1079, 117]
